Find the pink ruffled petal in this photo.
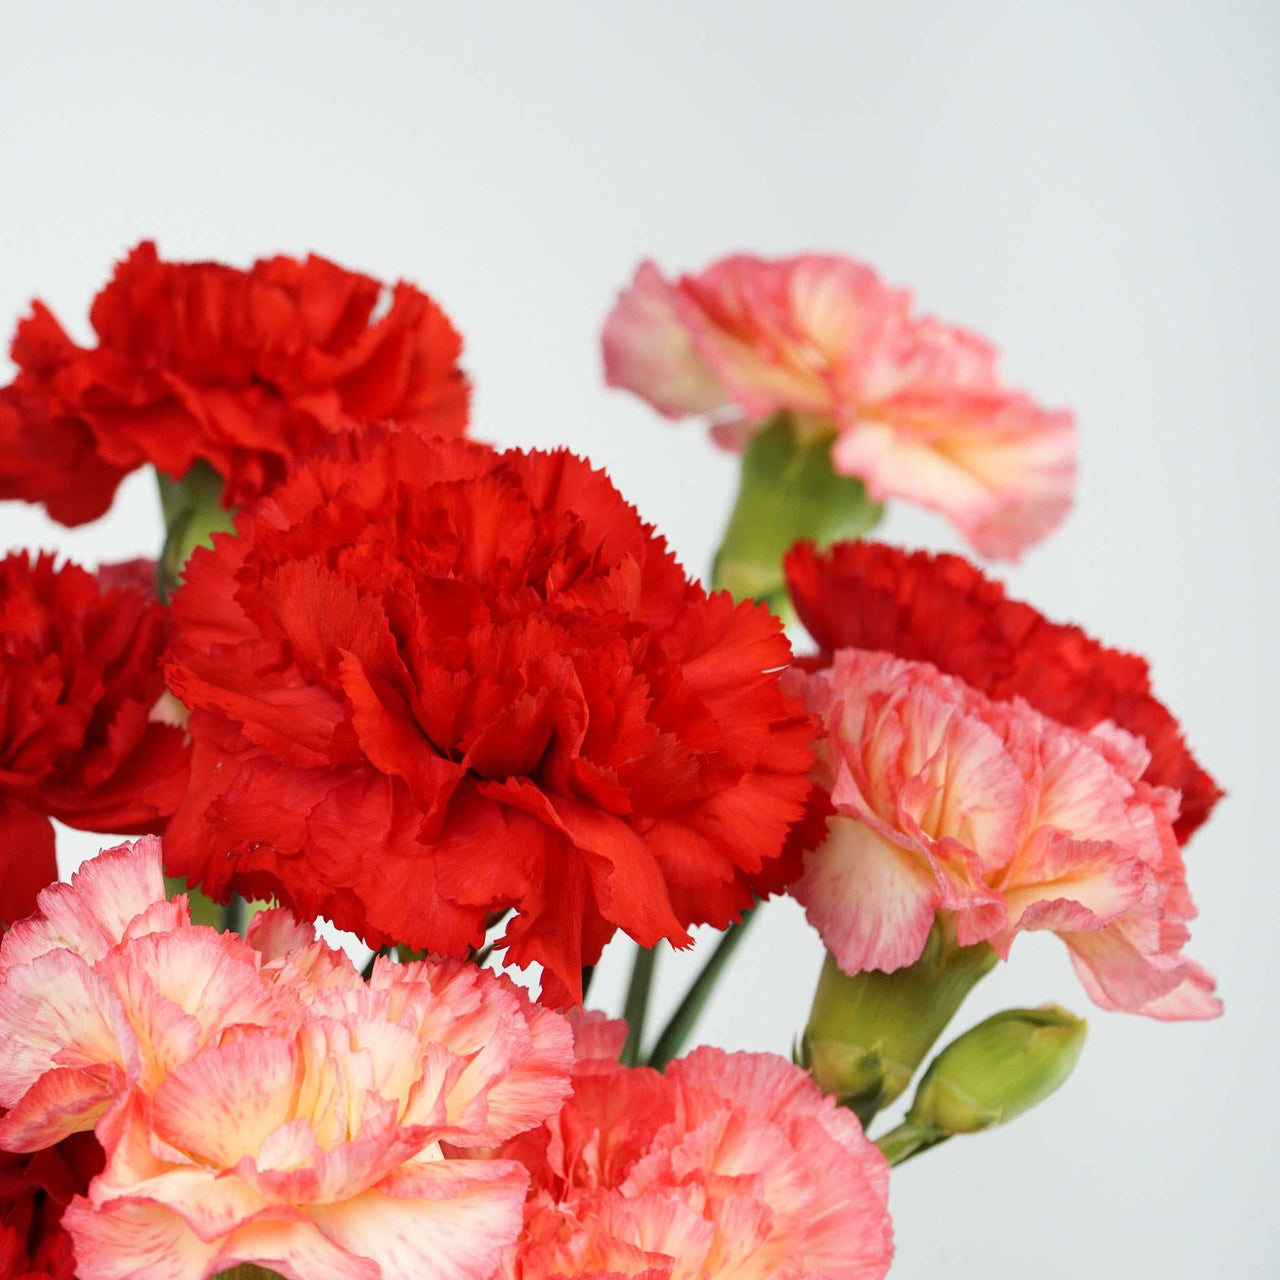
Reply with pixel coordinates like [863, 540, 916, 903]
[832, 399, 1074, 562]
[1131, 959, 1222, 1021]
[1064, 928, 1222, 1020]
[566, 1009, 628, 1063]
[61, 1195, 225, 1280]
[246, 907, 318, 962]
[373, 960, 575, 1147]
[0, 836, 170, 979]
[996, 833, 1150, 945]
[0, 1062, 125, 1150]
[64, 1194, 380, 1280]
[149, 1035, 301, 1169]
[796, 815, 941, 974]
[0, 948, 135, 1114]
[602, 261, 728, 419]
[310, 1160, 528, 1280]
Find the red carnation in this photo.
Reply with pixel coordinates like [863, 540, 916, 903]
[163, 428, 815, 1004]
[0, 1135, 102, 1280]
[784, 540, 1222, 842]
[0, 554, 189, 923]
[0, 242, 469, 525]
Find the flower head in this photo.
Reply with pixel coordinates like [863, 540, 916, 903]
[0, 554, 188, 924]
[787, 648, 1219, 1020]
[162, 428, 815, 1004]
[0, 838, 574, 1280]
[499, 1030, 894, 1279]
[784, 540, 1223, 842]
[603, 255, 1075, 559]
[0, 242, 468, 524]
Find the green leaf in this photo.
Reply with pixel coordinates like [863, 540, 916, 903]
[648, 909, 757, 1071]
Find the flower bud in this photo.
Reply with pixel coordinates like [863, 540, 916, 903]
[712, 415, 882, 605]
[802, 930, 997, 1125]
[907, 1005, 1087, 1136]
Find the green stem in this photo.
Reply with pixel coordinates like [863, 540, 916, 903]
[212, 1266, 288, 1280]
[163, 875, 262, 938]
[163, 875, 225, 928]
[225, 894, 247, 937]
[875, 1120, 950, 1168]
[621, 944, 658, 1066]
[648, 909, 758, 1071]
[712, 415, 883, 608]
[156, 460, 237, 602]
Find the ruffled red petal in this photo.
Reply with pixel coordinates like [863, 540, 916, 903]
[0, 553, 190, 895]
[165, 430, 815, 1003]
[0, 798, 57, 926]
[1, 242, 469, 524]
[0, 1134, 102, 1280]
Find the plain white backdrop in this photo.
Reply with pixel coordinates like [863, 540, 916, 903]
[2, 1, 1276, 1273]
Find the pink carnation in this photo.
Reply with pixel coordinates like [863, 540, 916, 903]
[786, 650, 1219, 1020]
[498, 1021, 893, 1279]
[602, 255, 1075, 559]
[0, 838, 575, 1280]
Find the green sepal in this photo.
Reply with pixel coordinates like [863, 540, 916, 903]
[803, 927, 997, 1126]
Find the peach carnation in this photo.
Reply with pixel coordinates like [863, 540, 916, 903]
[498, 1023, 893, 1279]
[0, 838, 575, 1280]
[787, 650, 1219, 1020]
[602, 254, 1075, 559]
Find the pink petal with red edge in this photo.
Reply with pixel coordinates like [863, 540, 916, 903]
[0, 1062, 125, 1151]
[0, 836, 169, 977]
[0, 948, 134, 1113]
[795, 814, 941, 974]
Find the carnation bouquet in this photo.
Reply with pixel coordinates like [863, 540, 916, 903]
[0, 243, 1220, 1279]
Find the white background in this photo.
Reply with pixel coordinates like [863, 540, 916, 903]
[2, 2, 1276, 1273]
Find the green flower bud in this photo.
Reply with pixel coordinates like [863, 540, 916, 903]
[803, 929, 997, 1126]
[909, 1004, 1087, 1135]
[712, 414, 882, 606]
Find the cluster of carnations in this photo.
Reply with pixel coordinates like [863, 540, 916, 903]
[0, 244, 1221, 1279]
